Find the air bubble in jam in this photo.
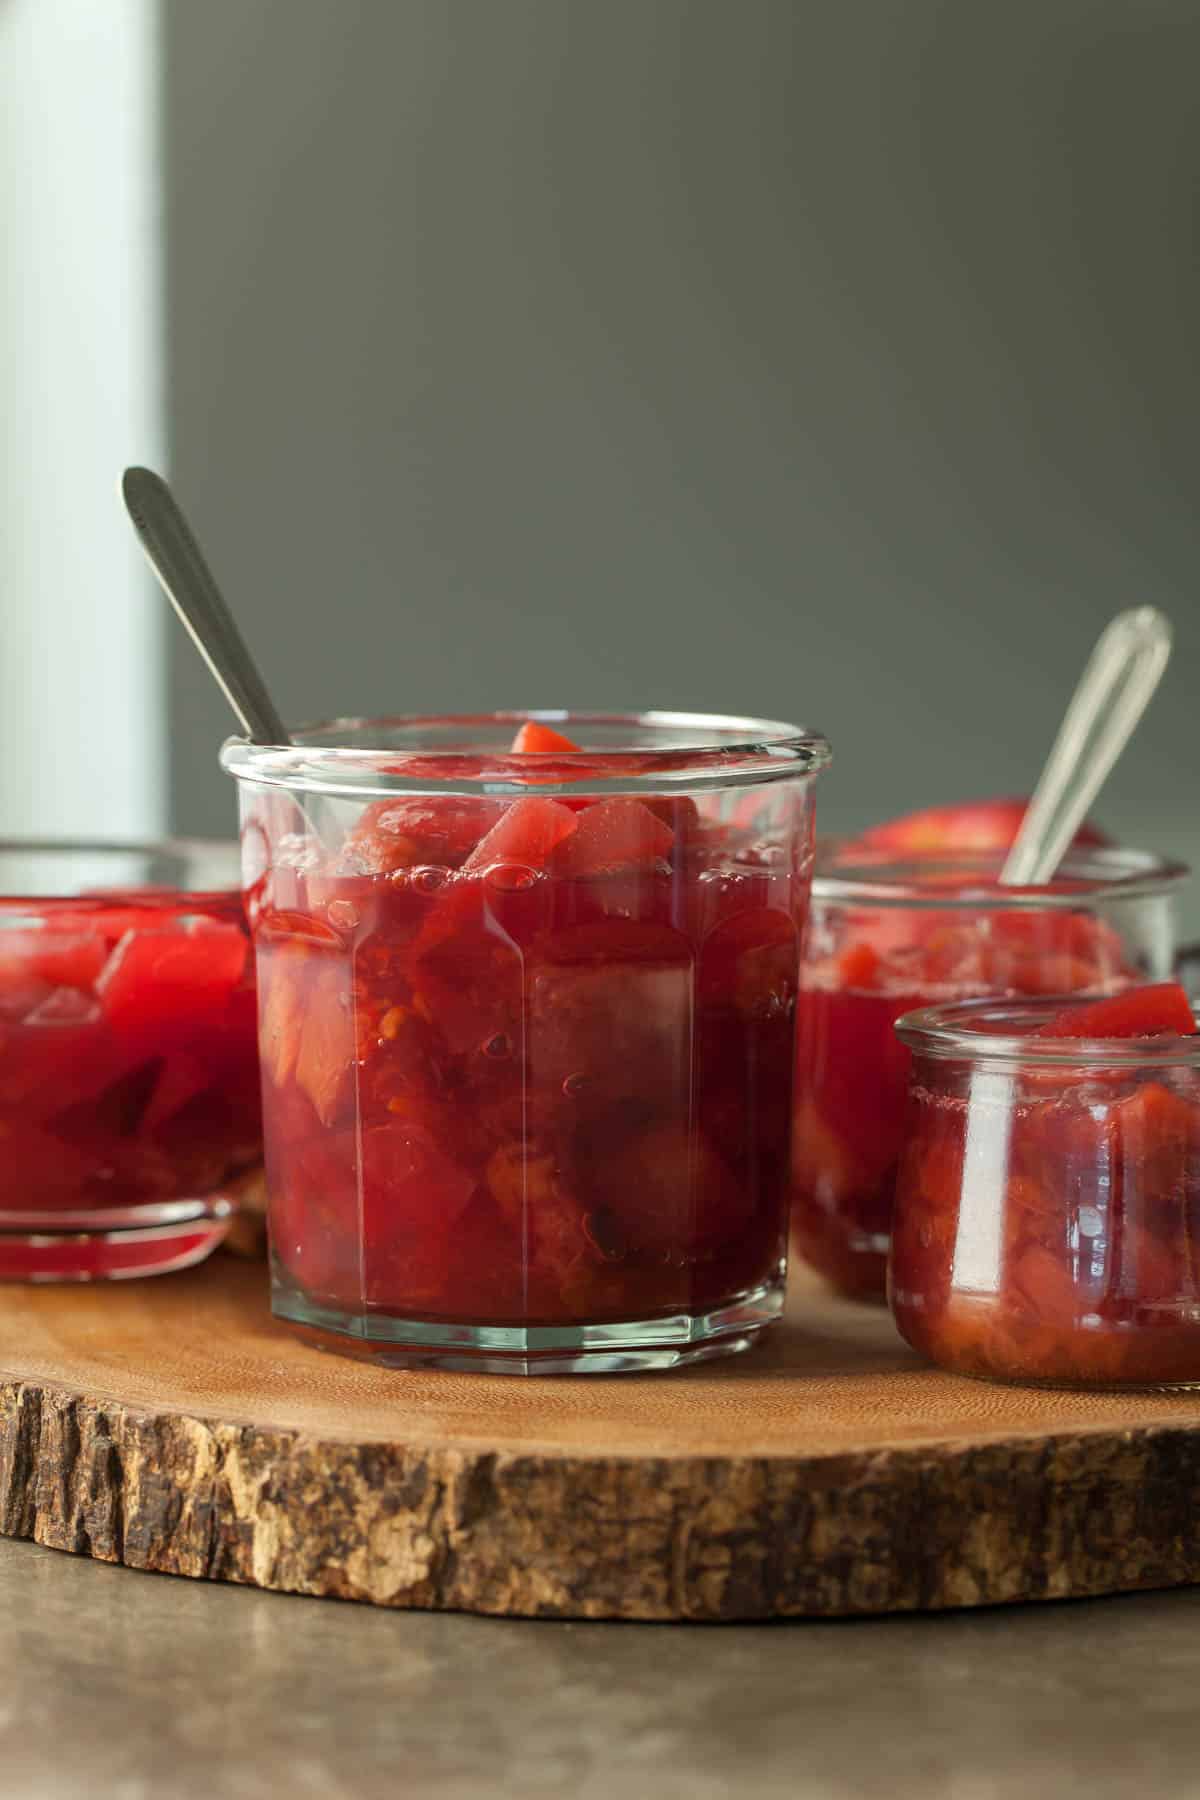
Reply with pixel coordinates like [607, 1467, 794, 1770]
[485, 863, 538, 893]
[412, 866, 450, 895]
[327, 899, 361, 931]
[562, 1071, 590, 1098]
[483, 1033, 513, 1060]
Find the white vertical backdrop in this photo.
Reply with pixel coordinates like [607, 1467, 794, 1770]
[0, 0, 164, 841]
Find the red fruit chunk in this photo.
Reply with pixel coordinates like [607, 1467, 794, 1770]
[98, 921, 249, 1037]
[857, 798, 1109, 855]
[70, 1059, 165, 1137]
[140, 1051, 215, 1135]
[836, 941, 881, 991]
[591, 1123, 744, 1256]
[699, 910, 798, 1017]
[528, 922, 692, 1109]
[359, 1122, 478, 1307]
[1035, 983, 1196, 1040]
[509, 719, 581, 754]
[640, 795, 701, 839]
[257, 908, 344, 948]
[292, 966, 356, 1127]
[415, 927, 523, 1057]
[0, 929, 107, 994]
[461, 796, 578, 872]
[0, 1006, 129, 1121]
[485, 1139, 591, 1290]
[340, 796, 506, 874]
[362, 1121, 477, 1229]
[1009, 1243, 1081, 1319]
[553, 798, 674, 877]
[1112, 1079, 1197, 1158]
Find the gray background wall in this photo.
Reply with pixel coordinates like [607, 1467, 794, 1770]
[163, 0, 1199, 921]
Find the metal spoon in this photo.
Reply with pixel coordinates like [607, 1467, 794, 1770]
[999, 605, 1172, 886]
[121, 466, 290, 746]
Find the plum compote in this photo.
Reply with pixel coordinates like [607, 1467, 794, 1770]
[891, 984, 1200, 1386]
[231, 712, 829, 1370]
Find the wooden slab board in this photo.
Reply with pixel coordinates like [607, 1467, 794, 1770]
[2, 1257, 1200, 1620]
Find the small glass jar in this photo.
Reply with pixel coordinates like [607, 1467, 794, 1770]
[0, 840, 260, 1279]
[890, 994, 1200, 1387]
[222, 711, 830, 1372]
[791, 845, 1187, 1302]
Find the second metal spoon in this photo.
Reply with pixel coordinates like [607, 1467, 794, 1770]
[999, 605, 1172, 887]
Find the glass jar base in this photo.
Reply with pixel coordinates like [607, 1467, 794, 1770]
[953, 1365, 1200, 1394]
[0, 1197, 234, 1282]
[271, 1267, 784, 1374]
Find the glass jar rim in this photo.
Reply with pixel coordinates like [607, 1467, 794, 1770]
[219, 709, 832, 798]
[896, 994, 1200, 1068]
[812, 841, 1189, 909]
[0, 837, 241, 907]
[0, 835, 235, 859]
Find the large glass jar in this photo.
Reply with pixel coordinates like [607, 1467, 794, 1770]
[891, 992, 1200, 1387]
[0, 840, 260, 1279]
[223, 712, 830, 1372]
[791, 845, 1187, 1301]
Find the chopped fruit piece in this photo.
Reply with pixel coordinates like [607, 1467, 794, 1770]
[257, 943, 312, 1089]
[462, 796, 578, 873]
[1035, 983, 1196, 1040]
[528, 923, 692, 1109]
[553, 798, 673, 877]
[640, 795, 701, 838]
[292, 961, 356, 1126]
[98, 921, 248, 1038]
[0, 930, 108, 994]
[698, 911, 798, 1019]
[509, 719, 581, 754]
[256, 908, 344, 948]
[340, 796, 506, 874]
[836, 941, 882, 991]
[856, 797, 1109, 855]
[484, 1139, 593, 1289]
[410, 895, 524, 1055]
[52, 1058, 164, 1141]
[360, 1123, 478, 1308]
[591, 1123, 744, 1256]
[140, 1051, 214, 1135]
[1112, 1080, 1197, 1161]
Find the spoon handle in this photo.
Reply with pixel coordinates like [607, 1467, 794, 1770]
[999, 605, 1172, 887]
[122, 467, 291, 746]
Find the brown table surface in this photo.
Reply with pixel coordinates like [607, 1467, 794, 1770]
[2, 1534, 1198, 1798]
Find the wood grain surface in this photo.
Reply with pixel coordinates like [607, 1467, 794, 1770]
[2, 1257, 1199, 1620]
